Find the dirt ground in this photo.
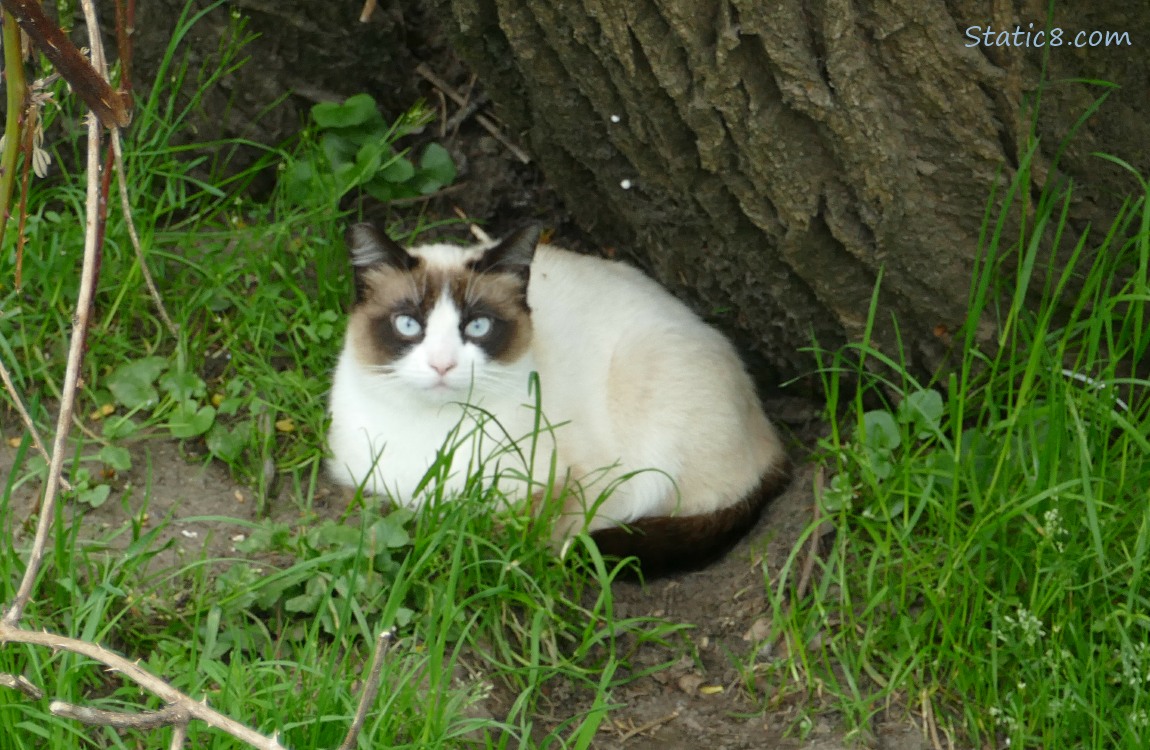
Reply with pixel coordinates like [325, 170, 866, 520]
[0, 406, 935, 750]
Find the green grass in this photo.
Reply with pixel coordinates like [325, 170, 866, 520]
[7, 3, 1149, 749]
[766, 134, 1150, 743]
[0, 8, 681, 749]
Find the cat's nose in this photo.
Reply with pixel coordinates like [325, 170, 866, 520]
[430, 360, 457, 376]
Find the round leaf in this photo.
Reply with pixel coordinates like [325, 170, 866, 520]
[106, 357, 169, 409]
[419, 143, 456, 186]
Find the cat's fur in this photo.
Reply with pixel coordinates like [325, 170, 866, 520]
[327, 223, 790, 574]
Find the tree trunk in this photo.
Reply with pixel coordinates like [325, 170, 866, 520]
[427, 0, 1150, 383]
[114, 1, 1148, 385]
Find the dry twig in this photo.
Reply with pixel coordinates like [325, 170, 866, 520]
[0, 0, 131, 127]
[795, 466, 833, 600]
[110, 129, 178, 335]
[0, 672, 43, 699]
[415, 64, 531, 164]
[357, 0, 378, 23]
[0, 354, 71, 491]
[614, 709, 681, 743]
[336, 629, 396, 750]
[0, 627, 289, 749]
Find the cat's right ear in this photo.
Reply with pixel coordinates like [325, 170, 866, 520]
[346, 223, 419, 271]
[346, 223, 418, 303]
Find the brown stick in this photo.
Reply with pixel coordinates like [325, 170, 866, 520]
[615, 709, 680, 743]
[48, 702, 190, 729]
[357, 0, 378, 23]
[110, 130, 178, 334]
[794, 467, 832, 600]
[0, 0, 131, 128]
[0, 672, 44, 699]
[0, 626, 288, 749]
[415, 64, 531, 164]
[336, 629, 396, 750]
[0, 354, 71, 491]
[0, 113, 103, 628]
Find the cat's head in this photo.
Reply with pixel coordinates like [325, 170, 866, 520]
[343, 223, 541, 401]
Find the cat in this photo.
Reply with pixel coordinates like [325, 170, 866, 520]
[327, 222, 791, 574]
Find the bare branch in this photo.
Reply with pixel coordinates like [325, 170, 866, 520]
[0, 354, 71, 491]
[415, 64, 531, 164]
[0, 104, 104, 630]
[170, 722, 189, 750]
[0, 0, 131, 127]
[337, 628, 395, 750]
[49, 702, 189, 729]
[794, 466, 832, 601]
[110, 130, 178, 335]
[0, 625, 290, 750]
[357, 0, 377, 23]
[0, 672, 44, 699]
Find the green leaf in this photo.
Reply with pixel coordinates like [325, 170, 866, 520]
[106, 357, 169, 409]
[309, 522, 361, 550]
[861, 410, 901, 452]
[102, 416, 139, 440]
[79, 484, 111, 508]
[98, 445, 132, 472]
[311, 93, 380, 129]
[332, 161, 360, 198]
[898, 389, 945, 439]
[160, 370, 206, 402]
[169, 401, 216, 438]
[821, 472, 855, 512]
[367, 516, 411, 549]
[320, 132, 359, 169]
[419, 143, 456, 186]
[354, 141, 385, 179]
[363, 178, 399, 203]
[285, 593, 322, 614]
[206, 420, 252, 463]
[379, 155, 416, 183]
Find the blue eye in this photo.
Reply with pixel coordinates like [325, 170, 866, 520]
[464, 316, 492, 338]
[393, 314, 422, 338]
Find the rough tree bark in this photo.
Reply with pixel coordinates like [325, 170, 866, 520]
[114, 1, 1147, 385]
[427, 0, 1149, 383]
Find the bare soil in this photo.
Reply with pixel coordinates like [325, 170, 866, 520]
[1, 400, 932, 750]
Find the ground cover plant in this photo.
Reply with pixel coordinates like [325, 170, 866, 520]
[766, 113, 1150, 746]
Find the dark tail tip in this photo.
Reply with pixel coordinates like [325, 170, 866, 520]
[588, 459, 793, 579]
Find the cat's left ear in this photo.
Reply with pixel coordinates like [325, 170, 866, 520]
[473, 224, 542, 280]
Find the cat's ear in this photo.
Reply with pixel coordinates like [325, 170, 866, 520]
[472, 224, 542, 280]
[345, 223, 418, 271]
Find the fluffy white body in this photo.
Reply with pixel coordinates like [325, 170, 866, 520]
[327, 230, 784, 538]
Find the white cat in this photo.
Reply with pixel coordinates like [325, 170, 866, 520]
[327, 223, 790, 573]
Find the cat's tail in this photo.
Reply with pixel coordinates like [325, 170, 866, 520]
[588, 460, 793, 578]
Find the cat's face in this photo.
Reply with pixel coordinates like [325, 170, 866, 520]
[344, 224, 541, 402]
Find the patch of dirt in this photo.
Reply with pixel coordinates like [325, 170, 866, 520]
[2, 402, 932, 750]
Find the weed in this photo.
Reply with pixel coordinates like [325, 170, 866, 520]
[769, 133, 1150, 746]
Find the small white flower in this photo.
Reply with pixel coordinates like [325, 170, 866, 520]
[610, 114, 621, 123]
[620, 179, 633, 190]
